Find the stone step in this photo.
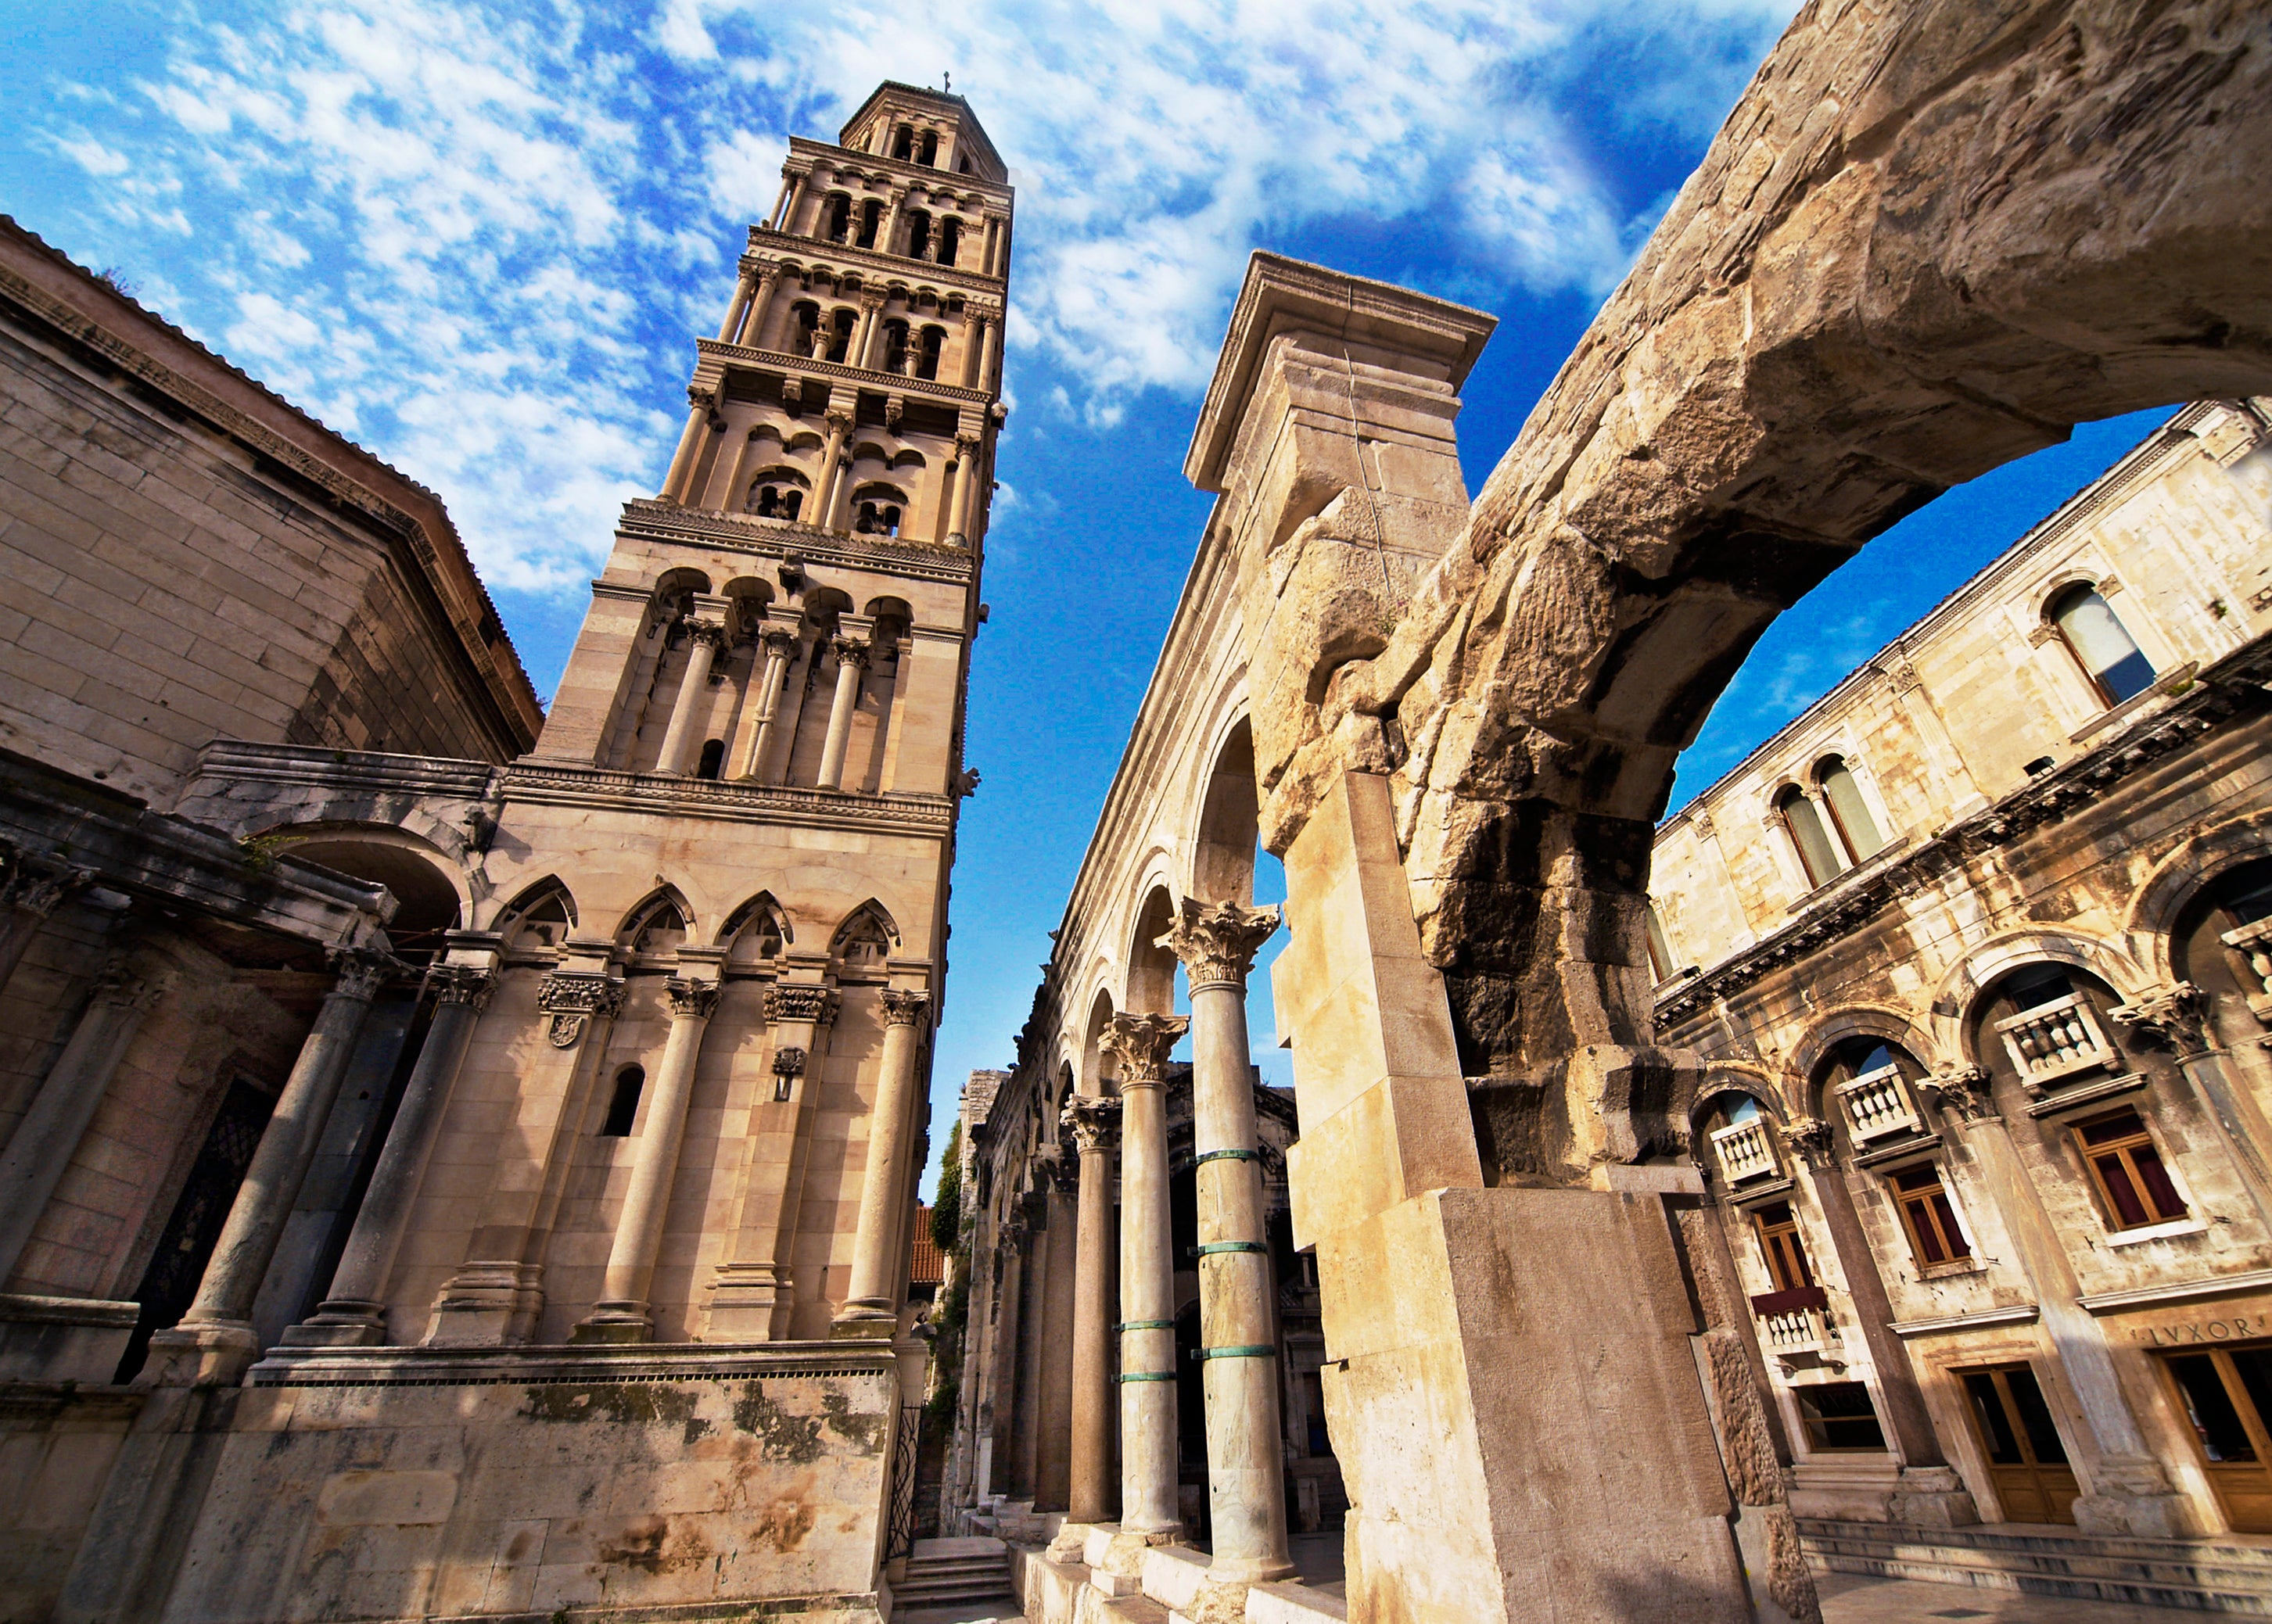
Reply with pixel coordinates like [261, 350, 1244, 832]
[1798, 1518, 2272, 1613]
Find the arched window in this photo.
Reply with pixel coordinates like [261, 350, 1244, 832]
[906, 210, 932, 260]
[938, 217, 961, 267]
[919, 130, 939, 166]
[832, 907, 894, 967]
[1777, 783, 1845, 889]
[827, 308, 855, 364]
[2049, 583, 2155, 706]
[892, 125, 913, 161]
[622, 894, 689, 957]
[498, 881, 575, 956]
[858, 199, 882, 249]
[695, 739, 726, 780]
[917, 325, 945, 382]
[881, 318, 910, 374]
[827, 195, 854, 244]
[601, 1066, 645, 1137]
[1814, 755, 1884, 862]
[853, 500, 903, 537]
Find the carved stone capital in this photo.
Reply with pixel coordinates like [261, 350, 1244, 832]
[824, 409, 855, 435]
[831, 636, 871, 669]
[1061, 1092, 1122, 1154]
[2111, 980, 2213, 1055]
[953, 432, 982, 460]
[427, 963, 497, 1014]
[1918, 1062, 1997, 1123]
[766, 984, 838, 1026]
[2, 852, 95, 918]
[537, 970, 625, 1049]
[1786, 1115, 1837, 1169]
[666, 977, 723, 1021]
[759, 628, 802, 659]
[327, 947, 397, 1003]
[1103, 1012, 1189, 1085]
[881, 988, 931, 1027]
[683, 618, 729, 651]
[1158, 897, 1280, 991]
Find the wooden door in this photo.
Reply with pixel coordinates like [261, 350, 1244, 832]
[2162, 1345, 2272, 1533]
[1958, 1364, 2080, 1524]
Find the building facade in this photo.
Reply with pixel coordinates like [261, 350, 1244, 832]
[0, 80, 1006, 1624]
[1653, 398, 2272, 1551]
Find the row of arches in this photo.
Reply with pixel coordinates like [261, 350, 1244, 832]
[817, 191, 977, 268]
[495, 876, 901, 970]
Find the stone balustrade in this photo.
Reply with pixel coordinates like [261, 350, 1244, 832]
[1710, 1118, 1778, 1185]
[1836, 1063, 1921, 1142]
[2223, 916, 2272, 1021]
[1994, 992, 2117, 1088]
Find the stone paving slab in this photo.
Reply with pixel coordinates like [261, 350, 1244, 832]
[1820, 1570, 2241, 1622]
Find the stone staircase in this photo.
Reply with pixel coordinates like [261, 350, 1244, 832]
[892, 1535, 1021, 1620]
[1800, 1518, 2272, 1612]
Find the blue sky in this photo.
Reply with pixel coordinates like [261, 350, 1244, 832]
[3, 0, 2169, 1198]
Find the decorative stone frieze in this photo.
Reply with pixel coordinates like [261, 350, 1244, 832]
[537, 970, 625, 1048]
[765, 984, 839, 1025]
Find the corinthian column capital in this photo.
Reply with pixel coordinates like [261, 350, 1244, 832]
[426, 963, 497, 1014]
[1102, 1012, 1189, 1087]
[666, 977, 723, 1020]
[765, 984, 838, 1026]
[326, 947, 398, 1003]
[1061, 1092, 1122, 1154]
[881, 988, 931, 1027]
[1158, 898, 1280, 992]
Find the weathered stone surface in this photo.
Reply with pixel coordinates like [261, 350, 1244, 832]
[1254, 0, 2272, 1175]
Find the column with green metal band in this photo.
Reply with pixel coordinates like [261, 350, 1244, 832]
[1060, 1088, 1124, 1530]
[1159, 898, 1293, 1586]
[1102, 1010, 1190, 1536]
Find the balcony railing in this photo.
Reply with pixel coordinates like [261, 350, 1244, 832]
[1994, 992, 2116, 1089]
[2223, 916, 2272, 1023]
[1710, 1119, 1780, 1186]
[1836, 1063, 1922, 1142]
[1751, 1285, 1837, 1369]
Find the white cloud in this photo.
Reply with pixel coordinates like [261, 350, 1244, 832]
[38, 0, 1794, 625]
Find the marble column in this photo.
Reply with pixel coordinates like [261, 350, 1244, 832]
[853, 292, 886, 371]
[772, 168, 809, 232]
[286, 960, 496, 1346]
[0, 853, 92, 997]
[737, 267, 780, 348]
[1104, 1012, 1190, 1535]
[814, 637, 870, 791]
[1060, 1091, 1122, 1529]
[813, 410, 853, 527]
[1010, 1201, 1051, 1497]
[144, 948, 393, 1382]
[0, 956, 169, 1278]
[948, 433, 982, 542]
[881, 189, 907, 257]
[835, 988, 930, 1331]
[709, 430, 757, 514]
[2113, 981, 2272, 1228]
[1033, 1178, 1079, 1513]
[661, 386, 720, 501]
[735, 626, 802, 781]
[716, 271, 756, 341]
[654, 619, 727, 776]
[578, 968, 724, 1341]
[1161, 896, 1294, 1586]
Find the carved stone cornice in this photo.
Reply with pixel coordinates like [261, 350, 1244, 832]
[666, 977, 723, 1021]
[1917, 1062, 1998, 1123]
[1158, 898, 1280, 992]
[1660, 636, 2272, 1035]
[427, 963, 496, 1014]
[2111, 980, 2213, 1056]
[766, 984, 840, 1026]
[501, 762, 954, 837]
[881, 988, 931, 1027]
[1061, 1093, 1122, 1154]
[1102, 1012, 1189, 1086]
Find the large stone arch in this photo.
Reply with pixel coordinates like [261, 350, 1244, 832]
[2125, 808, 2272, 983]
[1247, 0, 2272, 1172]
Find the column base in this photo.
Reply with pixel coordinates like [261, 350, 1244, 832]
[1095, 1525, 1176, 1595]
[424, 1260, 543, 1347]
[831, 1303, 896, 1339]
[1045, 1518, 1099, 1564]
[1173, 1575, 1265, 1623]
[703, 1262, 791, 1340]
[1887, 1465, 1979, 1528]
[138, 1319, 261, 1387]
[279, 1299, 389, 1347]
[2076, 1456, 2195, 1537]
[570, 1300, 654, 1344]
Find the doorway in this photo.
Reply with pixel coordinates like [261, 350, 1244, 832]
[1957, 1362, 2080, 1524]
[2160, 1344, 2272, 1533]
